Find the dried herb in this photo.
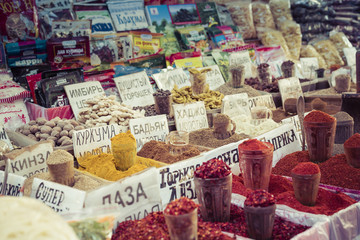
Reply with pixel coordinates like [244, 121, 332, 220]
[164, 197, 198, 216]
[244, 190, 275, 207]
[194, 159, 231, 179]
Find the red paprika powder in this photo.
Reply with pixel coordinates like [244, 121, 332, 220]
[291, 162, 320, 175]
[344, 133, 360, 148]
[238, 139, 273, 151]
[304, 110, 335, 123]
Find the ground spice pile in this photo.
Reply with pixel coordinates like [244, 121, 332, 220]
[232, 174, 356, 215]
[344, 133, 360, 148]
[291, 162, 320, 175]
[137, 140, 201, 164]
[304, 110, 335, 123]
[190, 128, 249, 148]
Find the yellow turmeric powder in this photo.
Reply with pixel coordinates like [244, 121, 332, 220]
[111, 130, 137, 171]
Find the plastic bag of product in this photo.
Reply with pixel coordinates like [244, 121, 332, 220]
[257, 28, 291, 59]
[329, 31, 353, 64]
[215, 4, 235, 26]
[269, 0, 293, 27]
[312, 40, 344, 67]
[225, 1, 256, 40]
[300, 45, 327, 69]
[278, 20, 302, 60]
[252, 2, 276, 29]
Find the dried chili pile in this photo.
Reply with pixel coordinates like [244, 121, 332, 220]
[273, 151, 360, 190]
[232, 174, 356, 215]
[164, 197, 198, 216]
[304, 110, 335, 123]
[291, 162, 320, 175]
[194, 158, 231, 179]
[344, 133, 360, 148]
[244, 190, 275, 207]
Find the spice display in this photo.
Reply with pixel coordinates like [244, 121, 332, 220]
[16, 117, 83, 147]
[245, 77, 280, 93]
[300, 45, 327, 69]
[215, 82, 261, 97]
[304, 110, 335, 123]
[344, 133, 360, 148]
[190, 128, 248, 148]
[78, 95, 144, 128]
[244, 190, 276, 207]
[194, 159, 231, 179]
[213, 114, 236, 140]
[310, 98, 327, 111]
[291, 162, 320, 175]
[171, 86, 224, 110]
[313, 40, 344, 67]
[153, 89, 172, 115]
[164, 197, 199, 216]
[111, 131, 137, 171]
[47, 149, 75, 186]
[335, 74, 351, 93]
[137, 140, 200, 164]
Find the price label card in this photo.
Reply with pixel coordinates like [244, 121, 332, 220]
[267, 60, 283, 78]
[278, 77, 303, 110]
[229, 50, 253, 78]
[72, 124, 125, 158]
[0, 171, 26, 196]
[0, 125, 13, 150]
[6, 141, 53, 178]
[248, 95, 276, 110]
[114, 71, 155, 107]
[300, 57, 319, 79]
[173, 101, 209, 132]
[30, 178, 86, 213]
[129, 115, 169, 151]
[153, 69, 190, 91]
[64, 81, 105, 120]
[197, 65, 225, 90]
[221, 93, 250, 119]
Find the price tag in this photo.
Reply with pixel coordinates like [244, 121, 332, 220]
[152, 69, 190, 91]
[0, 171, 26, 196]
[173, 101, 209, 132]
[0, 125, 13, 150]
[300, 57, 319, 79]
[129, 115, 169, 151]
[114, 71, 155, 107]
[197, 65, 225, 90]
[64, 81, 105, 120]
[248, 95, 276, 110]
[6, 141, 53, 178]
[30, 178, 86, 213]
[229, 50, 253, 78]
[221, 93, 250, 119]
[72, 124, 125, 158]
[278, 77, 303, 110]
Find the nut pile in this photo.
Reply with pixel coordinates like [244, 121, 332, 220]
[78, 95, 145, 128]
[245, 77, 280, 92]
[17, 117, 84, 147]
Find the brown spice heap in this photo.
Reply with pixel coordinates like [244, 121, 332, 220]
[310, 98, 327, 111]
[304, 110, 335, 123]
[215, 81, 261, 97]
[137, 140, 201, 164]
[190, 128, 249, 148]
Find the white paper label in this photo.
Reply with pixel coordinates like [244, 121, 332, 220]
[173, 101, 209, 132]
[65, 81, 105, 120]
[72, 124, 124, 158]
[300, 57, 319, 79]
[114, 71, 155, 107]
[8, 142, 53, 178]
[153, 68, 190, 91]
[344, 47, 357, 67]
[30, 178, 86, 212]
[221, 93, 250, 119]
[0, 126, 13, 150]
[229, 51, 253, 78]
[330, 68, 351, 87]
[197, 65, 225, 90]
[278, 77, 303, 110]
[248, 95, 276, 110]
[129, 115, 169, 151]
[0, 171, 25, 196]
[267, 60, 283, 78]
[0, 99, 30, 131]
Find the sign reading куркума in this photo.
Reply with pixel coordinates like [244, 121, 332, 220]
[173, 101, 209, 132]
[114, 71, 155, 107]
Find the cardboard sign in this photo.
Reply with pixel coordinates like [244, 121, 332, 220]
[158, 155, 206, 205]
[30, 178, 86, 213]
[129, 115, 169, 151]
[344, 47, 357, 67]
[278, 77, 303, 110]
[267, 60, 283, 78]
[114, 71, 155, 107]
[64, 81, 105, 120]
[0, 171, 26, 196]
[228, 50, 253, 78]
[300, 57, 319, 79]
[221, 93, 250, 119]
[197, 65, 225, 90]
[281, 113, 310, 149]
[72, 124, 125, 158]
[248, 95, 276, 110]
[255, 123, 301, 166]
[0, 125, 13, 150]
[6, 141, 53, 178]
[152, 68, 190, 91]
[173, 101, 209, 132]
[85, 168, 161, 214]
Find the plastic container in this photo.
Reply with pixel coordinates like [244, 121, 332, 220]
[167, 131, 189, 155]
[334, 111, 354, 144]
[344, 146, 360, 168]
[291, 172, 320, 206]
[164, 208, 198, 240]
[281, 61, 295, 78]
[303, 120, 336, 163]
[194, 173, 232, 222]
[238, 143, 274, 191]
[335, 74, 351, 93]
[244, 204, 276, 240]
[251, 106, 273, 120]
[154, 94, 172, 115]
[230, 65, 245, 88]
[257, 64, 271, 84]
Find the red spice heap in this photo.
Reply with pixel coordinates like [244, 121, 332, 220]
[164, 197, 198, 216]
[244, 190, 276, 207]
[238, 139, 273, 151]
[304, 110, 335, 123]
[344, 133, 360, 148]
[194, 159, 231, 179]
[291, 162, 320, 175]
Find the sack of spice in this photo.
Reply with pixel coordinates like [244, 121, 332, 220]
[312, 39, 344, 68]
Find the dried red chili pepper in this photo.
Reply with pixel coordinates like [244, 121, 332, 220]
[244, 190, 276, 207]
[344, 133, 360, 148]
[164, 197, 198, 216]
[194, 158, 231, 179]
[238, 139, 273, 151]
[304, 110, 335, 123]
[291, 162, 320, 175]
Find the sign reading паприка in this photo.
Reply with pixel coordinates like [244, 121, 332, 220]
[30, 178, 86, 213]
[0, 125, 13, 150]
[6, 141, 53, 178]
[72, 124, 125, 158]
[278, 77, 303, 110]
[0, 171, 26, 196]
[64, 81, 105, 120]
[221, 93, 250, 119]
[114, 71, 155, 107]
[173, 101, 209, 132]
[129, 115, 169, 151]
[197, 65, 225, 90]
[153, 68, 190, 91]
[248, 94, 276, 110]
